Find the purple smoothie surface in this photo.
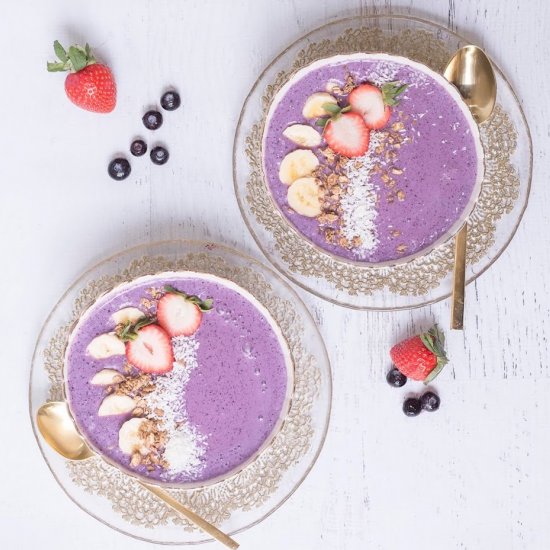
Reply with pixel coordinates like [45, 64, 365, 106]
[65, 273, 290, 485]
[263, 55, 482, 263]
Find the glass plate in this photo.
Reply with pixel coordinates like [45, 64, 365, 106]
[233, 14, 532, 310]
[29, 240, 332, 544]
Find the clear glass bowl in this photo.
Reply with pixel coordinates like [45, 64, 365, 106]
[233, 14, 532, 310]
[30, 240, 332, 544]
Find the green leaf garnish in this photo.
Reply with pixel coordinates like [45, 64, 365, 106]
[381, 81, 408, 107]
[68, 46, 88, 72]
[53, 40, 67, 62]
[316, 102, 353, 131]
[322, 102, 341, 114]
[164, 285, 214, 312]
[118, 316, 157, 342]
[47, 61, 66, 72]
[47, 41, 96, 73]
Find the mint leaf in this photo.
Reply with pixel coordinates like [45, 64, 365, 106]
[53, 40, 67, 62]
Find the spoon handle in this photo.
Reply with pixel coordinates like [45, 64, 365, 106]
[139, 482, 239, 549]
[451, 223, 467, 330]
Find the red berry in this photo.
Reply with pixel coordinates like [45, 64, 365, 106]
[389, 325, 448, 383]
[157, 293, 202, 337]
[65, 64, 116, 113]
[349, 83, 390, 130]
[125, 325, 174, 374]
[47, 41, 116, 113]
[324, 112, 370, 158]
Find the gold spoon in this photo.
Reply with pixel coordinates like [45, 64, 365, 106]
[443, 45, 497, 330]
[36, 401, 239, 549]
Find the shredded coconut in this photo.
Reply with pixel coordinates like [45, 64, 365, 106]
[144, 335, 206, 476]
[339, 132, 383, 258]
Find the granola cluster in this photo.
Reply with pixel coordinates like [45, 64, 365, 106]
[130, 419, 169, 471]
[102, 370, 169, 471]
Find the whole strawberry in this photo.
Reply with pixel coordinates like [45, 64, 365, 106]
[390, 325, 448, 383]
[47, 41, 116, 113]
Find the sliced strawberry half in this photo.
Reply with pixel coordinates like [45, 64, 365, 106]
[125, 324, 174, 374]
[157, 293, 202, 337]
[349, 84, 390, 130]
[324, 112, 370, 158]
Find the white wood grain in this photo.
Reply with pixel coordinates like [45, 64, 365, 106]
[1, 0, 548, 548]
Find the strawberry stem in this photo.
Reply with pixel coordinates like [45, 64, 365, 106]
[381, 81, 408, 107]
[118, 316, 157, 342]
[315, 103, 352, 132]
[421, 324, 449, 384]
[47, 40, 97, 73]
[164, 285, 214, 311]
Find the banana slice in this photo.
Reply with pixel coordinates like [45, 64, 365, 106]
[118, 417, 148, 455]
[287, 177, 323, 217]
[302, 92, 338, 118]
[98, 394, 136, 416]
[112, 307, 145, 325]
[282, 124, 322, 148]
[279, 149, 319, 185]
[87, 332, 126, 359]
[90, 368, 125, 386]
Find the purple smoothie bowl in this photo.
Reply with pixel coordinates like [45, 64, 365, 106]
[62, 271, 294, 489]
[262, 53, 484, 266]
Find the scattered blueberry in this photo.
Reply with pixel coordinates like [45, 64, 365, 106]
[386, 367, 407, 388]
[403, 397, 422, 417]
[130, 139, 147, 157]
[108, 158, 131, 180]
[142, 110, 163, 130]
[420, 391, 440, 412]
[150, 146, 169, 165]
[161, 90, 181, 111]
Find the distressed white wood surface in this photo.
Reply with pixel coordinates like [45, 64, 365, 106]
[1, 0, 548, 548]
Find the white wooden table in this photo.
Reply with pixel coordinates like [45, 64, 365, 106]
[2, 0, 547, 548]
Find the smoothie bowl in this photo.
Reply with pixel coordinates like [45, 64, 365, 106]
[63, 270, 294, 489]
[262, 52, 484, 265]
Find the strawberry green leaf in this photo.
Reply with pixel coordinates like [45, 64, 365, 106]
[322, 103, 341, 114]
[47, 61, 66, 72]
[118, 316, 157, 342]
[420, 324, 449, 384]
[68, 46, 88, 72]
[164, 285, 214, 312]
[381, 81, 409, 106]
[315, 118, 329, 127]
[53, 40, 67, 62]
[341, 105, 352, 113]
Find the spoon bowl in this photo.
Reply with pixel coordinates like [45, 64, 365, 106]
[444, 45, 496, 124]
[36, 401, 93, 460]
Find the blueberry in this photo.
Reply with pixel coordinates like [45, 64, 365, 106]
[150, 146, 169, 165]
[420, 391, 440, 412]
[142, 110, 163, 130]
[403, 397, 422, 417]
[386, 367, 407, 387]
[161, 90, 181, 111]
[130, 139, 147, 156]
[108, 158, 131, 180]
